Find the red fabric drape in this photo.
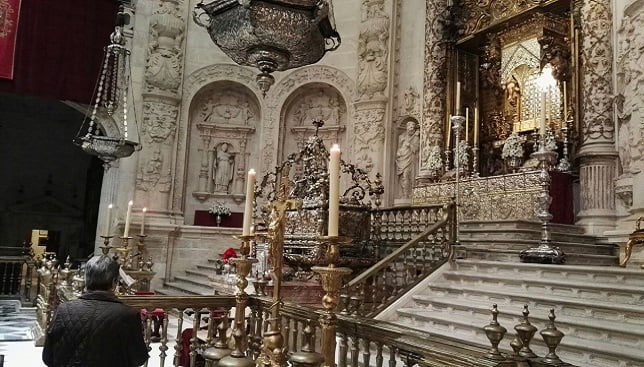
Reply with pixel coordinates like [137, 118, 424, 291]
[0, 0, 22, 79]
[0, 0, 118, 102]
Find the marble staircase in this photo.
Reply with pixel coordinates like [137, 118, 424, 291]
[154, 259, 221, 296]
[459, 221, 620, 265]
[380, 259, 644, 367]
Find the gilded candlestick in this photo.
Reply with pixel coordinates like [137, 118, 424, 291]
[98, 235, 113, 255]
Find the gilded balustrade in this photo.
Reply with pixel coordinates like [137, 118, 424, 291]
[342, 202, 456, 317]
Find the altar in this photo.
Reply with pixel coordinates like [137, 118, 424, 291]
[413, 171, 574, 224]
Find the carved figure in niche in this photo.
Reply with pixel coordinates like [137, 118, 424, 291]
[145, 1, 185, 91]
[357, 0, 390, 99]
[213, 143, 235, 193]
[395, 120, 420, 198]
[402, 87, 420, 114]
[503, 75, 522, 121]
[616, 14, 644, 175]
[294, 90, 341, 126]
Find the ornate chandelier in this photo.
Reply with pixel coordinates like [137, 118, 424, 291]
[193, 0, 341, 95]
[74, 10, 138, 164]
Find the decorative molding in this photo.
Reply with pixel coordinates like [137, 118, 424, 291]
[354, 101, 386, 157]
[420, 0, 448, 174]
[357, 0, 391, 100]
[144, 0, 185, 93]
[457, 0, 540, 38]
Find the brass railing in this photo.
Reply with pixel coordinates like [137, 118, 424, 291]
[342, 202, 456, 317]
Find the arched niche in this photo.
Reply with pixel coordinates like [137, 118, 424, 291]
[278, 83, 348, 164]
[185, 81, 261, 211]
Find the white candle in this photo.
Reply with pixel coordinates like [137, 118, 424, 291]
[563, 81, 567, 120]
[140, 207, 147, 236]
[328, 144, 341, 237]
[104, 204, 113, 237]
[465, 107, 469, 143]
[455, 81, 461, 115]
[446, 115, 453, 149]
[123, 200, 133, 238]
[242, 168, 256, 236]
[474, 107, 479, 145]
[540, 92, 547, 136]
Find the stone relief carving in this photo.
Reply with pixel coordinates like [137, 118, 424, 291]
[357, 0, 390, 100]
[420, 1, 448, 175]
[354, 107, 386, 153]
[141, 102, 178, 144]
[136, 101, 177, 193]
[291, 89, 342, 126]
[136, 147, 172, 193]
[457, 0, 540, 38]
[199, 90, 256, 126]
[401, 87, 420, 117]
[616, 12, 644, 176]
[395, 120, 420, 199]
[145, 0, 185, 92]
[580, 0, 614, 143]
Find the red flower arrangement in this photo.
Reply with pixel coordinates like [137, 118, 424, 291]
[221, 247, 238, 264]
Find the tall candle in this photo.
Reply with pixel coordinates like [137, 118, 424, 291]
[242, 168, 256, 236]
[446, 115, 453, 149]
[123, 200, 133, 238]
[465, 107, 470, 143]
[104, 204, 113, 237]
[140, 207, 147, 236]
[563, 81, 568, 120]
[540, 91, 547, 136]
[328, 144, 341, 237]
[455, 81, 461, 115]
[474, 107, 479, 145]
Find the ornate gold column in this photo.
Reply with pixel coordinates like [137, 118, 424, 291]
[417, 0, 449, 183]
[575, 0, 618, 235]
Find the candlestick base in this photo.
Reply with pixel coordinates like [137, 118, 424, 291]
[319, 236, 351, 266]
[98, 236, 114, 255]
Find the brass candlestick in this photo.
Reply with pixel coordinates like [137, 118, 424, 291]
[312, 236, 352, 367]
[98, 235, 114, 255]
[115, 236, 132, 268]
[218, 234, 257, 367]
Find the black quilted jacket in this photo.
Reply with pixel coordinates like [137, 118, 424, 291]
[42, 291, 149, 367]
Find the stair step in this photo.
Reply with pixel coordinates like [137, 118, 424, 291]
[185, 269, 214, 281]
[459, 239, 618, 256]
[455, 259, 644, 286]
[462, 248, 619, 266]
[420, 285, 644, 324]
[174, 275, 213, 290]
[404, 296, 644, 344]
[442, 270, 644, 305]
[162, 281, 213, 296]
[394, 306, 644, 367]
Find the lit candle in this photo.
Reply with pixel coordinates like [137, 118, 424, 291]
[563, 81, 567, 120]
[328, 144, 341, 237]
[123, 200, 133, 238]
[474, 107, 479, 146]
[465, 107, 470, 143]
[540, 91, 547, 136]
[242, 168, 256, 236]
[104, 204, 113, 237]
[140, 207, 147, 236]
[455, 81, 461, 115]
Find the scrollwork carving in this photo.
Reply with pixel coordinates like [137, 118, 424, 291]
[145, 0, 185, 92]
[357, 0, 390, 100]
[458, 0, 541, 38]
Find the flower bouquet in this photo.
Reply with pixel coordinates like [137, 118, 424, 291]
[209, 202, 231, 226]
[502, 132, 524, 173]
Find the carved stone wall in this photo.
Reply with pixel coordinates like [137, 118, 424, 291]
[280, 84, 347, 163]
[575, 0, 618, 234]
[135, 0, 186, 213]
[419, 0, 448, 179]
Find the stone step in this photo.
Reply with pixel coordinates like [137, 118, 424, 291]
[461, 248, 619, 266]
[419, 285, 644, 325]
[458, 239, 618, 256]
[174, 274, 214, 290]
[454, 259, 644, 286]
[185, 269, 214, 282]
[442, 270, 644, 305]
[394, 306, 644, 367]
[161, 281, 214, 296]
[402, 296, 644, 349]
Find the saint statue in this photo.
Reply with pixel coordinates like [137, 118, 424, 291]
[395, 121, 420, 198]
[213, 143, 234, 193]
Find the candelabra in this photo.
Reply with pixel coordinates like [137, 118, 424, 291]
[98, 235, 114, 256]
[115, 236, 132, 268]
[519, 136, 565, 264]
[218, 234, 257, 367]
[471, 146, 480, 178]
[311, 236, 352, 367]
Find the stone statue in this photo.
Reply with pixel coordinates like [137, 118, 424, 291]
[213, 143, 234, 193]
[395, 121, 420, 198]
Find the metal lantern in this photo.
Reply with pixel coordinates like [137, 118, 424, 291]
[193, 0, 341, 95]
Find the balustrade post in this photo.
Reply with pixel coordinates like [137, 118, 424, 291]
[312, 236, 352, 367]
[289, 320, 324, 367]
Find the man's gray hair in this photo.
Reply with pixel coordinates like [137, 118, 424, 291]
[84, 255, 120, 291]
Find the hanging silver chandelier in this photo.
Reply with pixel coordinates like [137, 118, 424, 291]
[193, 0, 341, 95]
[74, 10, 138, 164]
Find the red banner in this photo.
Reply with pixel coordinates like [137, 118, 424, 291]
[0, 0, 21, 79]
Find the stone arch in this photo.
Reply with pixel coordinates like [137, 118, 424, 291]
[278, 82, 348, 163]
[173, 64, 264, 215]
[261, 65, 355, 172]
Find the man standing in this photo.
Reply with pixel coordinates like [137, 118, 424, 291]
[43, 255, 148, 367]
